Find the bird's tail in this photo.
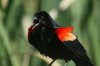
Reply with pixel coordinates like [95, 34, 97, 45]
[73, 56, 94, 66]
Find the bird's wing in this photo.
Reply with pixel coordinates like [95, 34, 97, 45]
[55, 27, 90, 61]
[63, 39, 86, 56]
[64, 39, 92, 63]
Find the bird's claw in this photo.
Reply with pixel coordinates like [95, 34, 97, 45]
[48, 59, 56, 66]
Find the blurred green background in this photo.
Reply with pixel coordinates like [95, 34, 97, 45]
[0, 0, 100, 66]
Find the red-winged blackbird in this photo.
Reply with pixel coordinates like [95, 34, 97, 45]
[28, 11, 94, 66]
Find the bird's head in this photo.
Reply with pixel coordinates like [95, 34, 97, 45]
[33, 11, 55, 29]
[28, 11, 59, 36]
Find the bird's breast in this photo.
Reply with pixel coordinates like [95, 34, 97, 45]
[28, 30, 70, 59]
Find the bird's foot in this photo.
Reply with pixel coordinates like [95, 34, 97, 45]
[48, 59, 56, 66]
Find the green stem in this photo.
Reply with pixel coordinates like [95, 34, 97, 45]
[0, 21, 20, 66]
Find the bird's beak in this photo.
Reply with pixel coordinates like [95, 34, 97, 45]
[32, 23, 39, 29]
[28, 23, 39, 36]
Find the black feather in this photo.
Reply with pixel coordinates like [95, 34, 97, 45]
[63, 39, 94, 66]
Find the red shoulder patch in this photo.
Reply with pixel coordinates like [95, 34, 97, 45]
[55, 26, 75, 42]
[55, 26, 73, 33]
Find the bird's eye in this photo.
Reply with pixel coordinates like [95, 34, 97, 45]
[34, 19, 40, 24]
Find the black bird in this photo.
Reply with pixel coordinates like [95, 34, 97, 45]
[28, 11, 94, 66]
